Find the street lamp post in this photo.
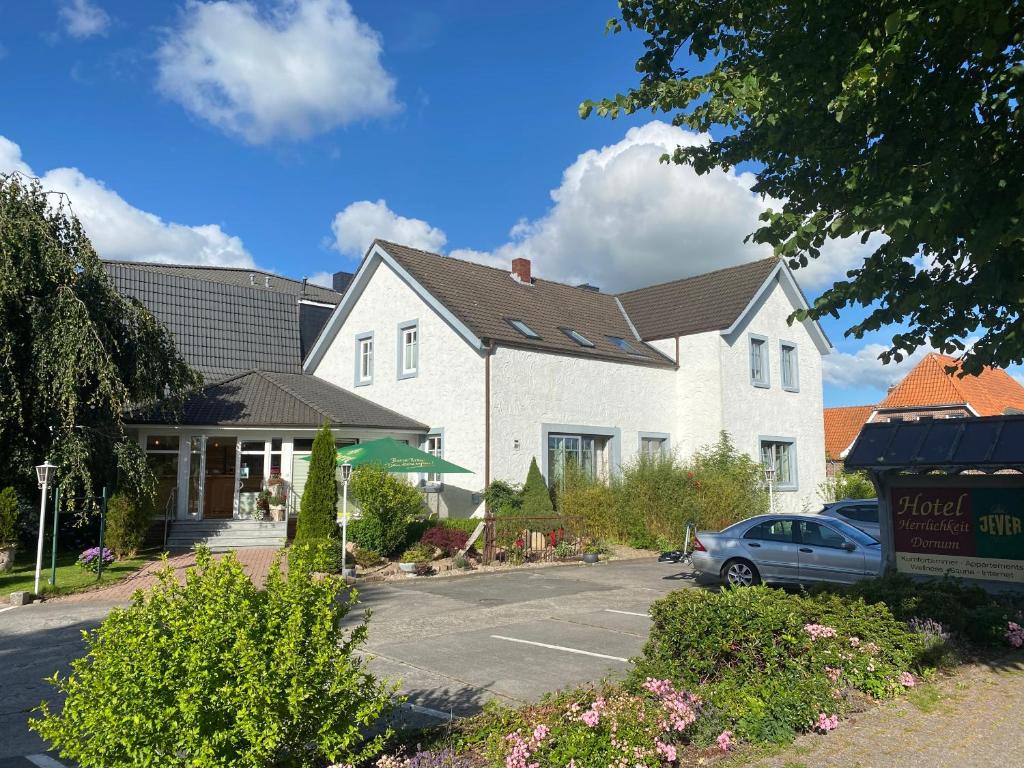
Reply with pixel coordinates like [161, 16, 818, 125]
[763, 464, 777, 516]
[34, 461, 57, 595]
[340, 462, 353, 575]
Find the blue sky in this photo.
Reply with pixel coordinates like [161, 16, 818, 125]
[0, 0, 998, 407]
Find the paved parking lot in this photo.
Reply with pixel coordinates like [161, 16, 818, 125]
[0, 557, 694, 763]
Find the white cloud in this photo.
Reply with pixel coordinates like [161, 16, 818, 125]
[0, 136, 255, 267]
[156, 0, 399, 144]
[331, 199, 447, 258]
[822, 343, 931, 391]
[307, 270, 334, 288]
[60, 0, 111, 39]
[329, 122, 871, 294]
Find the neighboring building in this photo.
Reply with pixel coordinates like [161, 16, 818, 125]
[824, 353, 1024, 471]
[305, 240, 832, 517]
[104, 261, 426, 542]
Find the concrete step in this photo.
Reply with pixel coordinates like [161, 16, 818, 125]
[167, 520, 287, 551]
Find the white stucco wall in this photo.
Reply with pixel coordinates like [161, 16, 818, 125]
[310, 259, 487, 517]
[717, 275, 828, 513]
[673, 331, 727, 456]
[488, 346, 678, 485]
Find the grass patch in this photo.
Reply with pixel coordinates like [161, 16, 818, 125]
[906, 685, 945, 714]
[0, 549, 151, 597]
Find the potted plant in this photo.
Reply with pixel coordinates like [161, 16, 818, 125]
[398, 542, 433, 573]
[582, 540, 605, 564]
[0, 487, 19, 573]
[254, 489, 271, 521]
[269, 485, 287, 522]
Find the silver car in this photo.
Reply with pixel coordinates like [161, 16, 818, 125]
[818, 499, 880, 540]
[690, 514, 882, 587]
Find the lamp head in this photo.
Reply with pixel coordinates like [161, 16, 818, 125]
[340, 462, 353, 482]
[35, 461, 57, 488]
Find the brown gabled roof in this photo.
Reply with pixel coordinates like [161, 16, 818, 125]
[377, 241, 675, 367]
[616, 258, 780, 341]
[878, 353, 1024, 416]
[824, 405, 874, 459]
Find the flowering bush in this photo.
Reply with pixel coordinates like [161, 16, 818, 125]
[631, 586, 926, 744]
[76, 547, 114, 573]
[1007, 622, 1024, 648]
[420, 526, 470, 556]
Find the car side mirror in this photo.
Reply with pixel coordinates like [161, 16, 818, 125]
[842, 541, 856, 552]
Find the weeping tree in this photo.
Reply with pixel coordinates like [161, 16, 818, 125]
[0, 174, 200, 511]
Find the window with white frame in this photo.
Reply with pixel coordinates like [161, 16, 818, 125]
[749, 335, 769, 387]
[780, 342, 798, 392]
[760, 438, 796, 490]
[355, 333, 373, 385]
[548, 433, 607, 487]
[398, 321, 418, 378]
[640, 435, 668, 459]
[425, 432, 443, 483]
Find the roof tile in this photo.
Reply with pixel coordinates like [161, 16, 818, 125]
[824, 405, 874, 459]
[879, 353, 1024, 416]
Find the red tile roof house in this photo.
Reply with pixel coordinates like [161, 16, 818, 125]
[824, 353, 1024, 473]
[305, 240, 833, 517]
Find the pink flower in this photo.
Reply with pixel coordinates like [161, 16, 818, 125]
[899, 672, 915, 688]
[717, 730, 734, 751]
[804, 623, 838, 640]
[580, 709, 600, 728]
[814, 713, 839, 733]
[1007, 622, 1024, 648]
[825, 666, 841, 683]
[849, 636, 861, 647]
[654, 740, 677, 763]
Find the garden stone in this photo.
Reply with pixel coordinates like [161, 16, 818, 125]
[10, 591, 32, 606]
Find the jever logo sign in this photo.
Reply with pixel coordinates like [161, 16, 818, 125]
[891, 488, 1024, 583]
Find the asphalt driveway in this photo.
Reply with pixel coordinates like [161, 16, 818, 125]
[0, 557, 693, 762]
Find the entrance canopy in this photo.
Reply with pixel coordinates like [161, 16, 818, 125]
[304, 437, 472, 474]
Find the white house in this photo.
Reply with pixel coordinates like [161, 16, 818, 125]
[305, 240, 832, 517]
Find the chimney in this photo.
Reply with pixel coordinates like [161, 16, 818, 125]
[332, 270, 354, 294]
[511, 257, 532, 284]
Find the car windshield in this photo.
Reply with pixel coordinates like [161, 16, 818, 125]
[827, 518, 880, 546]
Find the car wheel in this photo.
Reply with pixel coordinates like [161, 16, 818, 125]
[723, 559, 760, 588]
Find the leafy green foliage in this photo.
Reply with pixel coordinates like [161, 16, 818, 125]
[482, 479, 523, 516]
[349, 463, 422, 556]
[819, 470, 876, 503]
[103, 492, 152, 558]
[583, 1, 1024, 374]
[0, 486, 18, 546]
[30, 548, 395, 768]
[297, 423, 338, 542]
[557, 432, 767, 547]
[816, 571, 1024, 646]
[631, 586, 926, 743]
[521, 457, 554, 516]
[400, 542, 435, 564]
[287, 537, 345, 573]
[0, 175, 200, 511]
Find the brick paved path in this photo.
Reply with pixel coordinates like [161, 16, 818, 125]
[57, 548, 284, 603]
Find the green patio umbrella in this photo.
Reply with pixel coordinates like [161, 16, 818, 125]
[307, 437, 472, 474]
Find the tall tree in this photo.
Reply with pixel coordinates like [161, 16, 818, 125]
[296, 422, 339, 541]
[0, 174, 200, 507]
[582, 0, 1024, 374]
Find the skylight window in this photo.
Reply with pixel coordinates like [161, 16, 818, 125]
[560, 327, 595, 348]
[607, 335, 642, 355]
[506, 318, 541, 339]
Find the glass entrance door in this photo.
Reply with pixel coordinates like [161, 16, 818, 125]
[238, 441, 266, 519]
[203, 437, 237, 519]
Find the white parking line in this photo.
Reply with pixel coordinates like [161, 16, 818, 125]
[0, 605, 19, 614]
[27, 755, 67, 768]
[604, 609, 650, 618]
[490, 635, 630, 663]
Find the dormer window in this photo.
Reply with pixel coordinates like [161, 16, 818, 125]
[560, 327, 595, 348]
[506, 318, 540, 339]
[606, 335, 640, 354]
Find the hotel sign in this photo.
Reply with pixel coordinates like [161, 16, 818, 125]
[891, 487, 1024, 583]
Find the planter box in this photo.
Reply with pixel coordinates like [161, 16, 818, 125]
[398, 562, 418, 573]
[582, 553, 600, 564]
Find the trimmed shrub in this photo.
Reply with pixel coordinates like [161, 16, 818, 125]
[31, 548, 395, 768]
[630, 586, 925, 743]
[482, 479, 522, 516]
[421, 526, 470, 555]
[350, 463, 422, 557]
[436, 518, 482, 535]
[521, 457, 554, 516]
[103, 492, 152, 558]
[681, 432, 768, 531]
[0, 486, 18, 546]
[297, 423, 339, 542]
[288, 537, 345, 573]
[556, 461, 619, 541]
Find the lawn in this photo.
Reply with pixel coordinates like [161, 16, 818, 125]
[0, 549, 152, 597]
